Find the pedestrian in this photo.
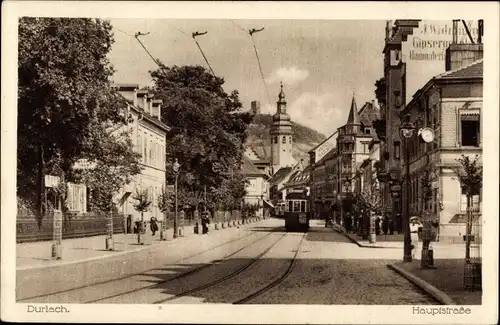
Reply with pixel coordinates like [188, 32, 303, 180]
[126, 214, 132, 234]
[201, 211, 210, 234]
[382, 216, 388, 235]
[375, 215, 381, 235]
[150, 216, 158, 236]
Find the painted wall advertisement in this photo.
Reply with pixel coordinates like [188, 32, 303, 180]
[401, 20, 480, 104]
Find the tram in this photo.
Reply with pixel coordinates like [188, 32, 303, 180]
[284, 190, 310, 232]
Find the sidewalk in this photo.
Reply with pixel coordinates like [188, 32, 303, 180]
[17, 217, 276, 300]
[332, 224, 482, 305]
[332, 224, 466, 257]
[390, 260, 482, 305]
[17, 217, 263, 270]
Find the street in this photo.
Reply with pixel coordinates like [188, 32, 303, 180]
[20, 219, 437, 305]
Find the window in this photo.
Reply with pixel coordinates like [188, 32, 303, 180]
[461, 118, 480, 147]
[365, 129, 371, 135]
[151, 141, 155, 167]
[293, 201, 301, 212]
[273, 136, 278, 144]
[138, 133, 143, 156]
[288, 201, 293, 212]
[143, 137, 147, 164]
[282, 136, 286, 144]
[460, 187, 480, 212]
[394, 141, 401, 160]
[149, 140, 153, 165]
[289, 136, 292, 144]
[301, 201, 306, 212]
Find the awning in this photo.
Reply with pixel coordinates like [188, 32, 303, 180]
[263, 199, 275, 209]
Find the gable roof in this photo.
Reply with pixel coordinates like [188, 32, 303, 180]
[242, 156, 267, 177]
[358, 101, 381, 127]
[269, 166, 293, 185]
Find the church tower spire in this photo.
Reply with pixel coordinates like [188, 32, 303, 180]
[269, 82, 294, 175]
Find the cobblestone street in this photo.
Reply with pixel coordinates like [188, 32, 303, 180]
[19, 219, 437, 305]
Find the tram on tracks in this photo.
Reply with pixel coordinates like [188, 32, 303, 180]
[284, 189, 310, 232]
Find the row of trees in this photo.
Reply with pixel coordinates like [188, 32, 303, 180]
[18, 18, 253, 222]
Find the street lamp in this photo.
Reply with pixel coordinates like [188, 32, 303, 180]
[400, 114, 415, 263]
[173, 158, 180, 239]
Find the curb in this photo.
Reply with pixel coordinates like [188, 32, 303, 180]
[388, 264, 456, 305]
[333, 225, 401, 249]
[17, 218, 264, 272]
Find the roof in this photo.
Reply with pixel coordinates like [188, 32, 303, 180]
[436, 59, 483, 80]
[269, 167, 293, 184]
[250, 143, 269, 161]
[346, 96, 360, 125]
[358, 102, 381, 127]
[308, 130, 338, 153]
[242, 156, 267, 177]
[405, 59, 483, 114]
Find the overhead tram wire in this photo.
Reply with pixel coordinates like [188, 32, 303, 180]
[230, 21, 271, 105]
[134, 32, 163, 67]
[192, 31, 216, 77]
[249, 27, 271, 107]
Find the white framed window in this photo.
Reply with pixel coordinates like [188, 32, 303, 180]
[143, 137, 147, 164]
[460, 187, 480, 212]
[460, 115, 480, 147]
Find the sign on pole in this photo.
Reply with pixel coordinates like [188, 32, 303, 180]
[45, 175, 60, 188]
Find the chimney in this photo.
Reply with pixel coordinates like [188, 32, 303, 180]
[151, 99, 162, 121]
[116, 84, 139, 107]
[445, 43, 483, 71]
[251, 101, 261, 115]
[446, 20, 483, 71]
[136, 89, 147, 110]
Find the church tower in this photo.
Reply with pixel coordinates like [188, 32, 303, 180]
[270, 82, 294, 175]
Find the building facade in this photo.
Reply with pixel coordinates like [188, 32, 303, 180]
[401, 52, 483, 242]
[115, 84, 170, 223]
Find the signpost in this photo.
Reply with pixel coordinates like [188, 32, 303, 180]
[45, 175, 63, 260]
[52, 210, 63, 260]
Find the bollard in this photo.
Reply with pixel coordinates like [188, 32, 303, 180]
[51, 244, 62, 260]
[222, 222, 225, 229]
[233, 220, 236, 226]
[160, 229, 167, 241]
[215, 223, 219, 230]
[106, 236, 115, 251]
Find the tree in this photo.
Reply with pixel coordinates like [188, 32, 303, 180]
[374, 77, 386, 107]
[454, 154, 482, 262]
[132, 188, 152, 244]
[150, 65, 253, 210]
[17, 18, 141, 218]
[356, 188, 382, 243]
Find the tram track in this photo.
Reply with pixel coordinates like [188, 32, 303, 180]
[233, 232, 305, 304]
[152, 232, 289, 304]
[19, 227, 280, 303]
[84, 228, 283, 303]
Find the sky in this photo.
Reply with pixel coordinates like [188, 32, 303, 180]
[108, 19, 387, 136]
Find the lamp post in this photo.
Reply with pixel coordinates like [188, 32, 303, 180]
[173, 158, 180, 239]
[400, 114, 415, 263]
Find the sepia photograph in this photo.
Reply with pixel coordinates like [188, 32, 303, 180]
[2, 1, 499, 324]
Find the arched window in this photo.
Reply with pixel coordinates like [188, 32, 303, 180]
[282, 136, 286, 144]
[273, 136, 278, 144]
[289, 136, 292, 144]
